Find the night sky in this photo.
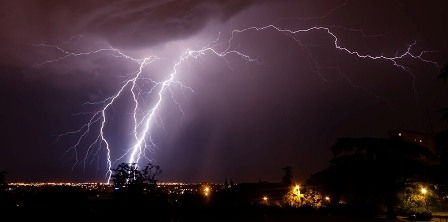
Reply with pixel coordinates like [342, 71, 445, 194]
[0, 0, 447, 184]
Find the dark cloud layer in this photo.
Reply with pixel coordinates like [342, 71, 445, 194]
[0, 0, 447, 183]
[0, 0, 260, 66]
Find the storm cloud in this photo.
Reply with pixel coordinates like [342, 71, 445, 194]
[0, 0, 447, 183]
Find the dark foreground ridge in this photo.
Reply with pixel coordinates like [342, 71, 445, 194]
[0, 182, 442, 221]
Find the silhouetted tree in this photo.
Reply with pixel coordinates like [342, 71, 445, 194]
[434, 129, 448, 168]
[111, 163, 138, 187]
[281, 166, 293, 185]
[111, 162, 161, 194]
[308, 137, 435, 219]
[439, 62, 448, 154]
[139, 162, 162, 191]
[428, 64, 448, 204]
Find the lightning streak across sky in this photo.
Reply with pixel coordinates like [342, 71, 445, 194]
[37, 33, 262, 183]
[34, 9, 442, 183]
[2, 0, 448, 186]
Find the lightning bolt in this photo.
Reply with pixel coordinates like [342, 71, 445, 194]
[34, 17, 441, 184]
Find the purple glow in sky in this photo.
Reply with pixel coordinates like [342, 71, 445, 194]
[0, 0, 447, 183]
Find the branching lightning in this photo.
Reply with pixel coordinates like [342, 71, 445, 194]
[35, 11, 441, 183]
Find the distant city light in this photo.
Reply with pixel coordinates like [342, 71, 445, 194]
[203, 186, 210, 196]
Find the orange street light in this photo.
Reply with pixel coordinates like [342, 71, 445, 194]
[203, 186, 210, 196]
[421, 188, 427, 195]
[421, 187, 429, 211]
[263, 196, 268, 204]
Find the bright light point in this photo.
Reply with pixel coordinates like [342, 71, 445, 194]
[263, 196, 268, 201]
[421, 188, 427, 194]
[204, 186, 210, 196]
